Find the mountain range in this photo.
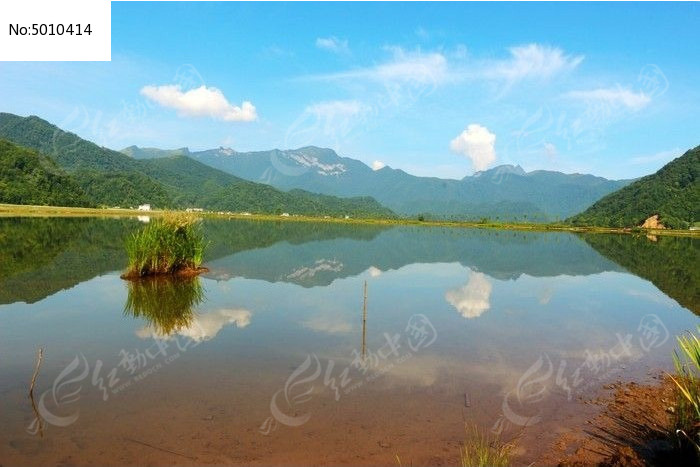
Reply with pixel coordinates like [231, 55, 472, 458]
[0, 113, 393, 218]
[1, 111, 696, 228]
[123, 144, 632, 221]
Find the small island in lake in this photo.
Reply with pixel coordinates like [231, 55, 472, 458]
[121, 215, 208, 280]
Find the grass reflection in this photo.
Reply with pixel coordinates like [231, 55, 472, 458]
[124, 276, 205, 336]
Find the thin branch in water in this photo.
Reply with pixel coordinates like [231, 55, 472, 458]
[28, 346, 45, 437]
[29, 346, 44, 398]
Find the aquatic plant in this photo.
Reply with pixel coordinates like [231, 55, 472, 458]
[669, 326, 700, 458]
[123, 215, 206, 278]
[460, 424, 513, 467]
[123, 276, 204, 336]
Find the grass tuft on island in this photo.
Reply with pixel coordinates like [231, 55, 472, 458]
[121, 214, 207, 279]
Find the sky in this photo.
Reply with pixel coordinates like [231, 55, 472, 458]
[1, 2, 699, 180]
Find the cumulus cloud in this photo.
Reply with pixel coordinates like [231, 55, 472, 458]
[316, 36, 349, 54]
[367, 266, 382, 276]
[484, 44, 583, 82]
[450, 124, 497, 171]
[371, 161, 386, 171]
[564, 86, 651, 111]
[137, 308, 251, 342]
[140, 84, 257, 122]
[445, 272, 493, 319]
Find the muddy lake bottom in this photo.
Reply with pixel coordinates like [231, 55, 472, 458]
[0, 217, 697, 465]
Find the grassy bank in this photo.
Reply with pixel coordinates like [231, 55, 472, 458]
[1, 203, 698, 238]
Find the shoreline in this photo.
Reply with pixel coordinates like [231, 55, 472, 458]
[543, 375, 679, 466]
[1, 203, 698, 238]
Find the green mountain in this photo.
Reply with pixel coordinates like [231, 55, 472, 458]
[146, 145, 631, 221]
[0, 113, 172, 207]
[0, 113, 395, 217]
[0, 139, 91, 207]
[570, 146, 699, 229]
[139, 155, 395, 217]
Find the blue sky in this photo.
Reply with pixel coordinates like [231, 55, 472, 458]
[1, 2, 699, 179]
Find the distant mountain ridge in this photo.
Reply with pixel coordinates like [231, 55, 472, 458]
[0, 113, 394, 217]
[122, 145, 190, 159]
[121, 144, 632, 221]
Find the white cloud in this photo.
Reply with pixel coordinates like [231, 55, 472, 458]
[564, 86, 651, 111]
[316, 36, 349, 54]
[371, 160, 386, 171]
[136, 308, 251, 342]
[312, 47, 449, 86]
[483, 44, 583, 82]
[140, 84, 257, 122]
[368, 266, 382, 276]
[306, 43, 580, 93]
[445, 272, 493, 319]
[450, 124, 497, 171]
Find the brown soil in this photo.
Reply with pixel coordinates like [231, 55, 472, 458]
[120, 266, 209, 280]
[540, 375, 681, 466]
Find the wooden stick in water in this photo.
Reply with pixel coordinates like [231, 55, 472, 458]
[362, 280, 368, 359]
[29, 346, 44, 397]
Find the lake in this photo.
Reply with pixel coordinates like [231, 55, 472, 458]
[0, 217, 698, 465]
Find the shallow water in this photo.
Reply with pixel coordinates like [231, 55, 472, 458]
[0, 217, 698, 465]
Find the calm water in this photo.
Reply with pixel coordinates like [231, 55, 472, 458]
[0, 217, 698, 465]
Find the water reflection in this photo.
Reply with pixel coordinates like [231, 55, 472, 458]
[0, 216, 697, 317]
[445, 271, 493, 319]
[0, 217, 698, 466]
[581, 233, 699, 314]
[136, 307, 251, 342]
[123, 277, 204, 336]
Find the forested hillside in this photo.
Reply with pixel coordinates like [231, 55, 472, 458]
[0, 113, 395, 217]
[570, 146, 699, 229]
[0, 139, 92, 207]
